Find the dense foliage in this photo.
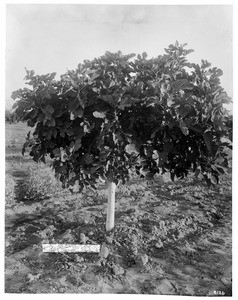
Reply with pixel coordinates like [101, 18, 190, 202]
[12, 42, 232, 191]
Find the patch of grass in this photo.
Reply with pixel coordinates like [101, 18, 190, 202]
[15, 165, 69, 203]
[5, 174, 16, 207]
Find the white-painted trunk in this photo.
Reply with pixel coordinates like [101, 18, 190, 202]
[106, 181, 116, 231]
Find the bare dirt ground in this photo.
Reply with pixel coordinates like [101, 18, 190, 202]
[5, 122, 232, 295]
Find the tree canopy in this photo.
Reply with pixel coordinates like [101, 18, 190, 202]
[12, 41, 232, 191]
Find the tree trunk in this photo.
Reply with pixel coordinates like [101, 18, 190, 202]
[106, 181, 116, 231]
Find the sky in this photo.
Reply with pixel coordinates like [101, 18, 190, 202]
[5, 4, 233, 109]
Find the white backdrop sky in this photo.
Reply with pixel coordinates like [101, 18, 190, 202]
[5, 4, 233, 109]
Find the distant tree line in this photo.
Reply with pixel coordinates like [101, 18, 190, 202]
[5, 109, 15, 124]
